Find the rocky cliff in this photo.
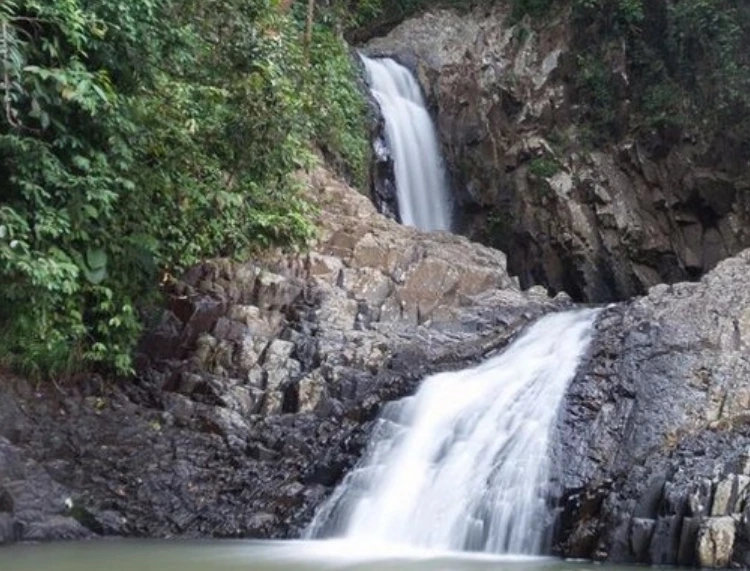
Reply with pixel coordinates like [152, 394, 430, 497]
[356, 5, 750, 565]
[552, 249, 750, 567]
[0, 167, 558, 544]
[364, 4, 750, 302]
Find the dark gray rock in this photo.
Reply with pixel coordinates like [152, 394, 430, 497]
[0, 513, 18, 545]
[550, 250, 750, 566]
[21, 516, 91, 541]
[630, 518, 654, 561]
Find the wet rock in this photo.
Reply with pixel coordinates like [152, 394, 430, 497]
[21, 516, 92, 541]
[630, 518, 655, 561]
[552, 250, 750, 567]
[677, 517, 700, 565]
[649, 515, 682, 565]
[367, 95, 399, 221]
[245, 513, 278, 536]
[0, 513, 17, 545]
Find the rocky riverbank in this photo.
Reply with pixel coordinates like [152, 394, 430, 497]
[0, 167, 560, 544]
[553, 249, 750, 567]
[4, 165, 750, 569]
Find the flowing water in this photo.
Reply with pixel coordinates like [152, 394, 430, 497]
[306, 309, 598, 554]
[361, 56, 453, 231]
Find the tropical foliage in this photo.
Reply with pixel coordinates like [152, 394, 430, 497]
[570, 0, 750, 145]
[0, 0, 368, 378]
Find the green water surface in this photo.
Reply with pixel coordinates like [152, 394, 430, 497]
[0, 539, 639, 571]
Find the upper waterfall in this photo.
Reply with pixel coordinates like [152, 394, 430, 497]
[361, 55, 453, 232]
[306, 309, 599, 554]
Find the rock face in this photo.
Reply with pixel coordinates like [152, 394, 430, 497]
[0, 167, 558, 542]
[356, 54, 400, 222]
[551, 249, 750, 566]
[364, 6, 750, 302]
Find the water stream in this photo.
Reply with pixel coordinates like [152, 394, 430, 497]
[361, 55, 453, 231]
[306, 309, 599, 555]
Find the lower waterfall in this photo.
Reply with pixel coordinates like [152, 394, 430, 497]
[306, 309, 599, 555]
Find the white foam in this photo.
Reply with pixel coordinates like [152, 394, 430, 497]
[307, 310, 599, 555]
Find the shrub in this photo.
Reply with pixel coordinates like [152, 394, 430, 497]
[528, 156, 561, 179]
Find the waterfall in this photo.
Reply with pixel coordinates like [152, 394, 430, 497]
[361, 55, 453, 232]
[306, 309, 599, 555]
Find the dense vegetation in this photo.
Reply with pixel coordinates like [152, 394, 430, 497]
[0, 0, 369, 378]
[510, 0, 750, 149]
[343, 0, 481, 42]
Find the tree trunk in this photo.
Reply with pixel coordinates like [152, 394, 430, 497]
[304, 0, 315, 64]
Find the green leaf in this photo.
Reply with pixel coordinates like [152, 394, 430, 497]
[86, 248, 107, 271]
[83, 204, 98, 219]
[72, 155, 91, 171]
[82, 265, 107, 285]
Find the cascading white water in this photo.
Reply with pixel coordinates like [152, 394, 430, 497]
[306, 309, 599, 555]
[362, 55, 453, 232]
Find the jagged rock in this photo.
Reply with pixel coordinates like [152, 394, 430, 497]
[552, 250, 750, 566]
[297, 372, 332, 416]
[711, 475, 750, 517]
[0, 166, 559, 543]
[689, 479, 715, 517]
[365, 6, 750, 302]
